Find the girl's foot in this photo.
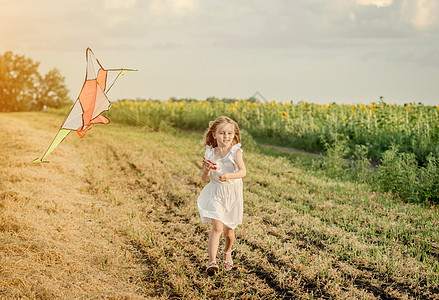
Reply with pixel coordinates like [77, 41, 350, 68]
[222, 248, 235, 271]
[206, 261, 219, 276]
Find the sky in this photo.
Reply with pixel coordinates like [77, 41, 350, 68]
[1, 0, 438, 105]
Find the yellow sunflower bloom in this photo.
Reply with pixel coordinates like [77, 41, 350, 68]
[281, 111, 288, 118]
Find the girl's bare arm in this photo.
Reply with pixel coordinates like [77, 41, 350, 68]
[219, 150, 246, 181]
[201, 162, 211, 182]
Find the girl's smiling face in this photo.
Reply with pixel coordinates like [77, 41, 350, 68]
[214, 122, 235, 148]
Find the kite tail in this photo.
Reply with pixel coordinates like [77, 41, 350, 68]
[33, 129, 71, 163]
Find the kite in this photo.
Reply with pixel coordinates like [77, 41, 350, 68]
[33, 48, 137, 163]
[203, 156, 217, 170]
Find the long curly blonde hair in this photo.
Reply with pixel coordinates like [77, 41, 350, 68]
[204, 116, 241, 148]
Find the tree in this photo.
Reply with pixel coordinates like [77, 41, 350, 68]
[32, 68, 70, 110]
[0, 51, 40, 111]
[0, 51, 70, 112]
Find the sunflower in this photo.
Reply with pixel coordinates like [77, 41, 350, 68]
[281, 111, 288, 118]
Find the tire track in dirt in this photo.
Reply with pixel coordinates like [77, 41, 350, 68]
[94, 145, 198, 298]
[279, 228, 434, 300]
[125, 239, 185, 299]
[251, 175, 438, 299]
[252, 161, 439, 268]
[105, 143, 413, 299]
[294, 231, 437, 299]
[258, 219, 409, 299]
[102, 145, 290, 299]
[238, 235, 334, 299]
[249, 211, 409, 297]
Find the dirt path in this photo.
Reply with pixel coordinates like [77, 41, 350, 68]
[181, 128, 326, 158]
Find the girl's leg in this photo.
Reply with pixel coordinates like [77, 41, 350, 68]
[223, 226, 235, 262]
[208, 219, 223, 262]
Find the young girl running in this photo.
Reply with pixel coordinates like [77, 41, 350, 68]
[197, 116, 246, 275]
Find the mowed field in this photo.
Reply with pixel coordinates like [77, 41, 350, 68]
[1, 112, 438, 299]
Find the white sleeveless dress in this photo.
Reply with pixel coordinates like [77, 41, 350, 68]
[197, 143, 243, 229]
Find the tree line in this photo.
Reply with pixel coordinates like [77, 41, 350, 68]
[0, 51, 70, 112]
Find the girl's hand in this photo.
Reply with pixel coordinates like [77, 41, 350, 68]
[219, 173, 230, 182]
[201, 161, 211, 182]
[202, 161, 211, 173]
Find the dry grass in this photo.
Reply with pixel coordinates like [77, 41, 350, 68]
[0, 113, 143, 299]
[0, 112, 438, 299]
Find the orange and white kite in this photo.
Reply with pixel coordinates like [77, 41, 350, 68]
[33, 48, 137, 163]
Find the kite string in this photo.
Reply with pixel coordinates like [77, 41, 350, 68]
[110, 104, 169, 140]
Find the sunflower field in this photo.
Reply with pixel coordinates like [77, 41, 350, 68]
[108, 99, 439, 165]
